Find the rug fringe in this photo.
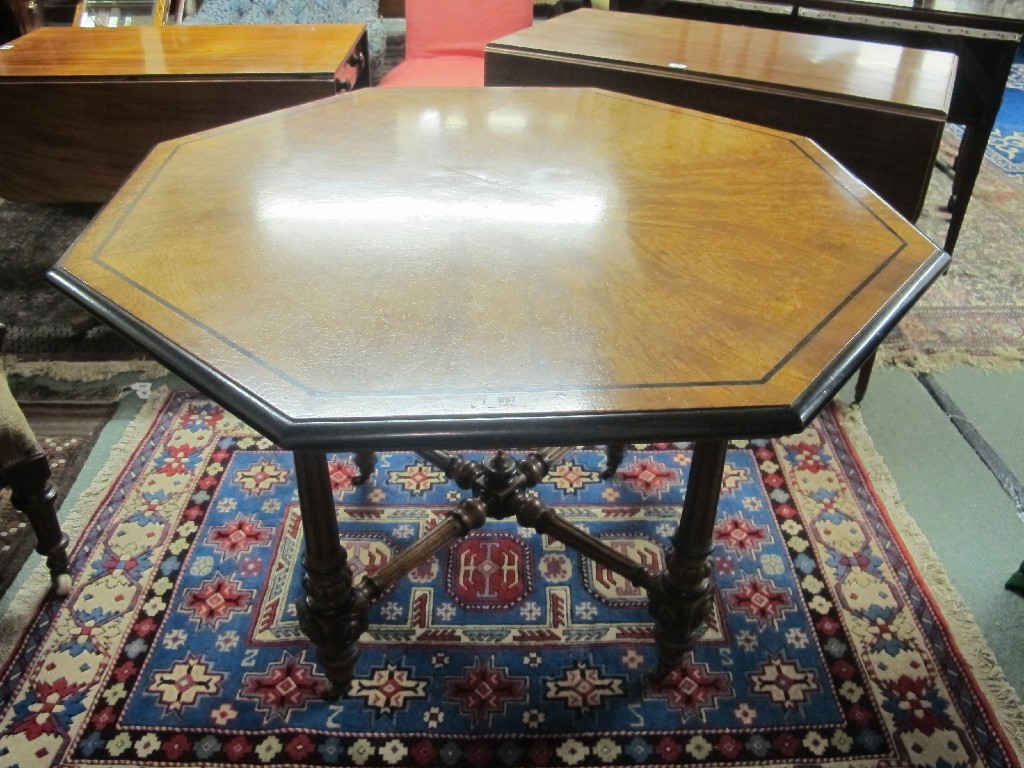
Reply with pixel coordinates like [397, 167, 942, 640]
[834, 401, 1024, 764]
[1, 357, 170, 383]
[0, 387, 173, 668]
[876, 348, 1024, 374]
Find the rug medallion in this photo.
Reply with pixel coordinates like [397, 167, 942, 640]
[0, 391, 1021, 767]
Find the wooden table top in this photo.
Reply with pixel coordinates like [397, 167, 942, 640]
[489, 9, 957, 116]
[51, 88, 948, 450]
[0, 24, 365, 79]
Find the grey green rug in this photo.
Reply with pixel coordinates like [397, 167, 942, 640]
[880, 131, 1024, 372]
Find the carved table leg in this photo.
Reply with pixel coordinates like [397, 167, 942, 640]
[293, 450, 367, 699]
[294, 438, 729, 695]
[647, 438, 728, 682]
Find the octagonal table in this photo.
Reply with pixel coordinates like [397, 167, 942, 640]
[50, 87, 948, 697]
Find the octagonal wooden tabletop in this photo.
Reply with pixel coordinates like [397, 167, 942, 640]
[50, 88, 948, 449]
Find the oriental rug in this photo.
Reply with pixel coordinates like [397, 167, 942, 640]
[1, 390, 1022, 768]
[878, 134, 1024, 372]
[877, 44, 1024, 370]
[948, 42, 1024, 176]
[0, 360, 172, 603]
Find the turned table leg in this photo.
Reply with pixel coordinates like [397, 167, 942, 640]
[647, 438, 728, 681]
[601, 443, 628, 479]
[293, 450, 367, 699]
[352, 450, 376, 485]
[294, 440, 730, 694]
[294, 449, 490, 696]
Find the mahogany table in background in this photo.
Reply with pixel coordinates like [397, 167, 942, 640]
[608, 0, 1024, 254]
[0, 24, 368, 203]
[50, 88, 949, 696]
[487, 9, 957, 223]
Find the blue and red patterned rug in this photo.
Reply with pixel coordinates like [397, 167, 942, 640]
[948, 42, 1024, 176]
[1, 390, 1022, 767]
[984, 42, 1024, 174]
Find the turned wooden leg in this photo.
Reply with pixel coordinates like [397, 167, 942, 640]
[352, 450, 376, 485]
[293, 450, 367, 699]
[647, 439, 727, 682]
[600, 443, 628, 479]
[5, 453, 71, 596]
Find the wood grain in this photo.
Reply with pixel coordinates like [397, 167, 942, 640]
[51, 88, 948, 450]
[0, 24, 365, 77]
[0, 24, 367, 202]
[486, 9, 956, 220]
[489, 9, 957, 111]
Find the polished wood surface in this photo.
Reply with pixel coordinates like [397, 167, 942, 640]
[51, 87, 949, 692]
[0, 24, 364, 77]
[486, 9, 956, 220]
[609, 0, 1024, 253]
[491, 9, 956, 111]
[0, 24, 368, 202]
[51, 88, 949, 450]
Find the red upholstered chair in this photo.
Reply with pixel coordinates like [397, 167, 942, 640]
[379, 0, 534, 87]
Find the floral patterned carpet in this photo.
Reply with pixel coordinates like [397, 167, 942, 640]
[1, 390, 1021, 767]
[878, 48, 1024, 372]
[951, 43, 1024, 177]
[880, 140, 1024, 371]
